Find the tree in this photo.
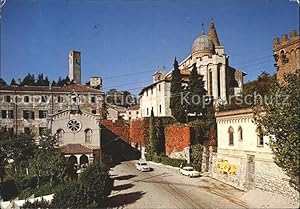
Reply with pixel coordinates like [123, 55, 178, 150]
[148, 109, 159, 155]
[188, 63, 207, 117]
[190, 144, 203, 172]
[10, 78, 17, 86]
[170, 57, 185, 122]
[52, 163, 113, 208]
[21, 73, 35, 86]
[2, 132, 37, 173]
[0, 78, 7, 86]
[255, 73, 300, 185]
[243, 71, 276, 97]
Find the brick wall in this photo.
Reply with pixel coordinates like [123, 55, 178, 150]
[101, 120, 130, 142]
[164, 125, 191, 158]
[129, 118, 149, 147]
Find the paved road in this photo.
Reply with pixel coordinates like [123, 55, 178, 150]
[108, 160, 249, 208]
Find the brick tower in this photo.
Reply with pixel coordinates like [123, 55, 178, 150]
[273, 30, 300, 82]
[69, 50, 81, 84]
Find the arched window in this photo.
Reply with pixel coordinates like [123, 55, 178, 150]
[85, 128, 92, 143]
[228, 127, 234, 145]
[56, 129, 64, 143]
[257, 126, 264, 146]
[238, 126, 243, 141]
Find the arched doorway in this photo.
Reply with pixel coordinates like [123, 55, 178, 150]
[80, 155, 89, 167]
[67, 155, 78, 180]
[68, 155, 77, 165]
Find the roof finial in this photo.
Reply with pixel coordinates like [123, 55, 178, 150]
[201, 23, 205, 35]
[211, 17, 214, 24]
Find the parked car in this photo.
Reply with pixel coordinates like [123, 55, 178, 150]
[180, 166, 200, 177]
[135, 161, 151, 172]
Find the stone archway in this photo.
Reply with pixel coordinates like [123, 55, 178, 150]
[80, 154, 88, 167]
[68, 155, 77, 165]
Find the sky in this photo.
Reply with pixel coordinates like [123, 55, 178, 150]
[1, 0, 299, 94]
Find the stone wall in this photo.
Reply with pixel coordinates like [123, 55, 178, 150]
[204, 148, 299, 201]
[255, 159, 299, 201]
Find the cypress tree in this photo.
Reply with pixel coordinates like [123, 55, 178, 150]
[148, 109, 158, 155]
[10, 78, 17, 86]
[170, 57, 185, 122]
[188, 63, 207, 117]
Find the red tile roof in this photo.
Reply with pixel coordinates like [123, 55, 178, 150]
[0, 83, 103, 94]
[60, 144, 94, 154]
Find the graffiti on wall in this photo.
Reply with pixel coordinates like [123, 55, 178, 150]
[216, 159, 238, 175]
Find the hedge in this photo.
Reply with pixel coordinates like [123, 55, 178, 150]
[145, 154, 187, 168]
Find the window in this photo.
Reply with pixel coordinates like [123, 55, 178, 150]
[151, 88, 153, 95]
[209, 70, 213, 96]
[41, 96, 48, 103]
[24, 127, 31, 135]
[39, 127, 47, 136]
[146, 90, 148, 96]
[257, 127, 264, 146]
[4, 96, 11, 103]
[39, 110, 47, 118]
[159, 105, 162, 114]
[129, 111, 131, 115]
[91, 96, 96, 103]
[85, 129, 92, 143]
[158, 84, 161, 91]
[128, 116, 131, 120]
[1, 110, 13, 119]
[57, 129, 64, 142]
[24, 96, 30, 103]
[136, 111, 139, 115]
[238, 126, 243, 141]
[146, 108, 149, 116]
[91, 109, 96, 114]
[228, 127, 234, 145]
[23, 110, 34, 120]
[57, 96, 64, 103]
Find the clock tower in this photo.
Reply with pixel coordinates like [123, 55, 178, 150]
[69, 50, 81, 84]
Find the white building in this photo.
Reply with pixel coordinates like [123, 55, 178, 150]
[213, 108, 298, 201]
[139, 21, 246, 118]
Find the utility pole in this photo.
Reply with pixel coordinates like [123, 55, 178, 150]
[0, 0, 6, 79]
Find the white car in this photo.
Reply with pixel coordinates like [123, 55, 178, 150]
[180, 166, 200, 177]
[135, 161, 151, 172]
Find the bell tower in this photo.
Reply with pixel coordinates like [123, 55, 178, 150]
[69, 50, 81, 84]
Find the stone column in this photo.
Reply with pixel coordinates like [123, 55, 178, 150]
[212, 65, 218, 99]
[220, 64, 227, 101]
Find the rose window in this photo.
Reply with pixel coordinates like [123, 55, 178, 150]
[67, 119, 81, 132]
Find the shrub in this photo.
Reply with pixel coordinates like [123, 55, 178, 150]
[190, 144, 203, 171]
[161, 157, 187, 167]
[146, 154, 187, 168]
[20, 175, 38, 190]
[1, 178, 19, 200]
[21, 198, 51, 209]
[51, 163, 113, 208]
[152, 155, 162, 163]
[145, 153, 152, 161]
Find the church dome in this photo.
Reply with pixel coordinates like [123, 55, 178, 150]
[191, 34, 215, 57]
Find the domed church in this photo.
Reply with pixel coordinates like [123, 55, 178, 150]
[139, 21, 246, 118]
[177, 20, 246, 102]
